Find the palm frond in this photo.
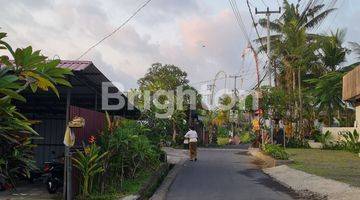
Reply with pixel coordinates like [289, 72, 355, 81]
[349, 42, 360, 60]
[305, 8, 336, 29]
[258, 19, 283, 33]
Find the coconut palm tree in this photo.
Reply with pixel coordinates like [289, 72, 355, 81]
[317, 29, 349, 72]
[257, 0, 336, 91]
[256, 0, 336, 135]
[306, 72, 344, 126]
[305, 30, 350, 126]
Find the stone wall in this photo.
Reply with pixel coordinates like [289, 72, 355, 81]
[322, 127, 360, 141]
[322, 105, 360, 141]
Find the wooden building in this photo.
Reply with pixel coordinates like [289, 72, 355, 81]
[343, 65, 360, 104]
[342, 65, 360, 128]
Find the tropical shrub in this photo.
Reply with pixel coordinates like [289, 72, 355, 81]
[0, 32, 72, 187]
[287, 137, 310, 148]
[339, 130, 360, 153]
[97, 118, 162, 193]
[72, 143, 108, 198]
[217, 126, 230, 138]
[314, 131, 333, 147]
[263, 144, 289, 160]
[239, 132, 256, 144]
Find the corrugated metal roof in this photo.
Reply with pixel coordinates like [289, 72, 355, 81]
[1, 60, 93, 71]
[58, 60, 92, 71]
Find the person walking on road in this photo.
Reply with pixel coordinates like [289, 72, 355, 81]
[184, 125, 198, 161]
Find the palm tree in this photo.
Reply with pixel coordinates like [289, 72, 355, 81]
[258, 0, 336, 91]
[305, 30, 350, 126]
[256, 0, 336, 135]
[317, 29, 349, 72]
[306, 72, 344, 126]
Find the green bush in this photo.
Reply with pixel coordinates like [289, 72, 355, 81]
[315, 131, 333, 148]
[217, 137, 229, 146]
[287, 137, 310, 148]
[340, 130, 360, 153]
[263, 144, 289, 160]
[217, 126, 230, 138]
[107, 127, 160, 180]
[96, 117, 162, 195]
[239, 132, 256, 144]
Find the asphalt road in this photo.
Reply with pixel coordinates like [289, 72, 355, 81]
[166, 148, 297, 200]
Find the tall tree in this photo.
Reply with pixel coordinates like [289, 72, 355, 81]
[257, 0, 336, 135]
[137, 63, 198, 142]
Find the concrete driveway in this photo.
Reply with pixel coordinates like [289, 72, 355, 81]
[166, 148, 298, 200]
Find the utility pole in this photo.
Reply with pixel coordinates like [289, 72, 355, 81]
[229, 75, 241, 99]
[229, 75, 241, 100]
[207, 84, 215, 107]
[256, 7, 281, 145]
[229, 75, 241, 136]
[255, 7, 281, 87]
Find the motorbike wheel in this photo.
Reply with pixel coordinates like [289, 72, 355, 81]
[46, 179, 58, 194]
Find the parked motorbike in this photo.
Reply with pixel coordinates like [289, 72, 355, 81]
[44, 159, 64, 194]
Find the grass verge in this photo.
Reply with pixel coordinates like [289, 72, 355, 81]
[286, 148, 360, 187]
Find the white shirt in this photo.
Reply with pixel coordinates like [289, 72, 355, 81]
[185, 129, 198, 143]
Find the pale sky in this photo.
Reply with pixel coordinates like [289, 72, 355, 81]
[0, 0, 359, 94]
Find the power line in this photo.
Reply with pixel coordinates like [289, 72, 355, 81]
[76, 0, 153, 60]
[276, 0, 281, 7]
[246, 0, 267, 57]
[255, 6, 281, 87]
[228, 0, 251, 43]
[260, 0, 267, 7]
[228, 0, 265, 89]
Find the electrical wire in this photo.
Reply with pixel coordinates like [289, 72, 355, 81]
[276, 0, 281, 7]
[76, 0, 153, 60]
[246, 0, 270, 60]
[324, 0, 342, 32]
[260, 0, 267, 7]
[228, 0, 251, 43]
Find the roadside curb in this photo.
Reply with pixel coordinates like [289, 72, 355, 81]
[248, 148, 276, 167]
[247, 148, 293, 167]
[149, 160, 185, 200]
[198, 147, 248, 151]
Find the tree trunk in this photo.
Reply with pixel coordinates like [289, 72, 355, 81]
[293, 69, 298, 135]
[172, 120, 177, 142]
[298, 66, 303, 137]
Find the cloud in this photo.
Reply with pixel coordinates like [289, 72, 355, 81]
[90, 51, 138, 90]
[158, 9, 257, 87]
[1, 0, 357, 94]
[105, 0, 200, 25]
[0, 0, 258, 91]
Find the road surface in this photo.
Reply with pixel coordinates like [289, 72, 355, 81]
[166, 148, 297, 200]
